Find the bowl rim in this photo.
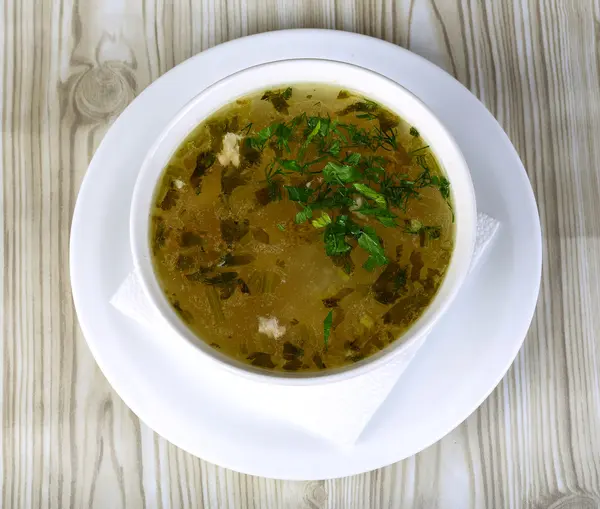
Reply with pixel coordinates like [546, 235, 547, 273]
[130, 58, 477, 386]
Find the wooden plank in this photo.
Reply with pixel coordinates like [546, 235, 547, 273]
[2, 0, 600, 507]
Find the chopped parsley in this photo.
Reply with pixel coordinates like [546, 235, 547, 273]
[323, 161, 362, 184]
[295, 206, 313, 224]
[312, 213, 332, 228]
[323, 310, 334, 350]
[285, 185, 313, 202]
[357, 226, 388, 271]
[323, 215, 355, 255]
[354, 203, 397, 227]
[241, 96, 451, 271]
[353, 183, 387, 208]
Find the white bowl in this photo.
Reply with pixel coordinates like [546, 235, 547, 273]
[130, 58, 476, 385]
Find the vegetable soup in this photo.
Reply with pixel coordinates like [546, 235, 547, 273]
[150, 85, 454, 372]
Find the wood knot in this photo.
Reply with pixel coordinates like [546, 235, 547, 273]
[303, 481, 328, 508]
[548, 494, 600, 509]
[73, 63, 135, 123]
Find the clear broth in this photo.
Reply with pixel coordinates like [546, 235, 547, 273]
[150, 84, 454, 372]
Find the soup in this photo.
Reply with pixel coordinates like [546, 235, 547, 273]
[150, 85, 454, 372]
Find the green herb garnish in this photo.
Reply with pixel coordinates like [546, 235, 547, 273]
[295, 206, 313, 224]
[240, 98, 453, 271]
[323, 215, 354, 255]
[322, 162, 361, 184]
[264, 163, 284, 201]
[409, 145, 430, 157]
[438, 177, 451, 200]
[355, 203, 397, 227]
[372, 127, 398, 151]
[248, 124, 275, 152]
[379, 175, 418, 211]
[312, 213, 332, 228]
[358, 226, 389, 271]
[356, 112, 378, 120]
[323, 310, 334, 350]
[353, 183, 387, 208]
[344, 152, 362, 165]
[304, 120, 321, 147]
[285, 185, 313, 202]
[278, 159, 304, 173]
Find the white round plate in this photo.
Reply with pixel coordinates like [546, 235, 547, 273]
[70, 29, 541, 480]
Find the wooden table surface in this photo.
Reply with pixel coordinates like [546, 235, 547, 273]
[3, 0, 600, 507]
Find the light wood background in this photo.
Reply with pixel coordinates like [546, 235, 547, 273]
[3, 0, 600, 507]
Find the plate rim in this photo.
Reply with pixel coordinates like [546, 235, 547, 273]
[70, 28, 542, 480]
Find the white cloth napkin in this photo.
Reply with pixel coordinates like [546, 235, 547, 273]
[111, 212, 499, 446]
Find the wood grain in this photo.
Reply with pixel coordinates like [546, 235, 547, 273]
[3, 0, 600, 507]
